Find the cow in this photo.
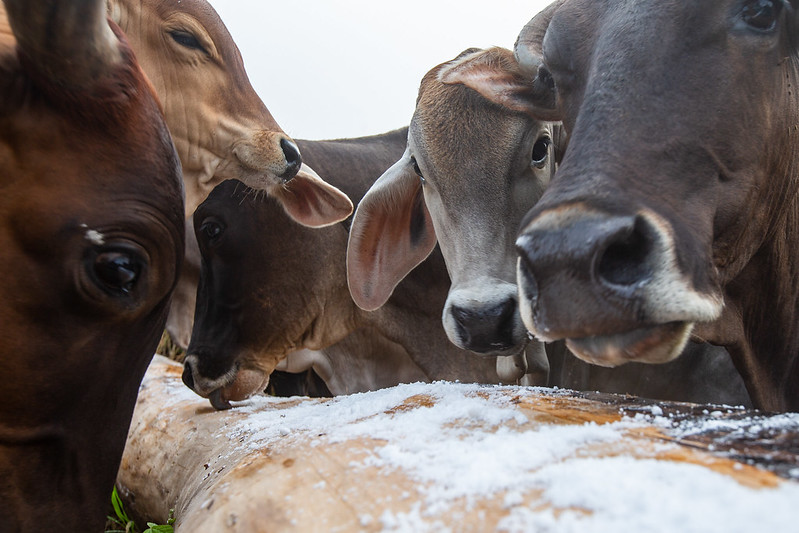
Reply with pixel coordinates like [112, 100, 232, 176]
[108, 0, 355, 348]
[346, 47, 750, 406]
[108, 0, 353, 227]
[181, 129, 501, 409]
[512, 0, 799, 411]
[346, 48, 555, 384]
[0, 0, 184, 530]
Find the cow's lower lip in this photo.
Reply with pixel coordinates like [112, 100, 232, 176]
[207, 369, 270, 411]
[565, 321, 693, 367]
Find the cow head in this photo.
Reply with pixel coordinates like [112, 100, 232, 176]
[512, 0, 799, 392]
[347, 48, 558, 370]
[0, 0, 183, 529]
[109, 0, 353, 225]
[182, 180, 354, 409]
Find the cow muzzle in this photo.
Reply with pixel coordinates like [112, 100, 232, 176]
[515, 205, 722, 367]
[232, 131, 302, 186]
[182, 354, 270, 410]
[442, 280, 528, 356]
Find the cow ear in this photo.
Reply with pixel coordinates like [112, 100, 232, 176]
[438, 47, 558, 121]
[347, 149, 437, 311]
[272, 164, 354, 228]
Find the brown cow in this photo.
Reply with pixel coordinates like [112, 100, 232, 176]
[108, 0, 353, 227]
[0, 0, 184, 530]
[512, 0, 799, 411]
[108, 0, 355, 348]
[346, 47, 750, 406]
[181, 129, 500, 409]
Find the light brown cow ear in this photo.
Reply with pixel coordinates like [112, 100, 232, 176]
[439, 47, 558, 121]
[347, 150, 437, 311]
[272, 164, 354, 228]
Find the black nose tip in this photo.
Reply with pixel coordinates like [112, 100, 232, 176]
[181, 362, 195, 391]
[279, 138, 302, 181]
[451, 298, 518, 354]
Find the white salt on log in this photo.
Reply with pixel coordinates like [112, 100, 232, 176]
[117, 356, 799, 532]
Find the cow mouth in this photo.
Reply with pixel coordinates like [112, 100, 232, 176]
[564, 321, 693, 367]
[206, 368, 270, 411]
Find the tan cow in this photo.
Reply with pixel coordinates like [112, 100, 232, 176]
[108, 0, 353, 225]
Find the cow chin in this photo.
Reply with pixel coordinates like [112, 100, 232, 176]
[208, 368, 270, 411]
[565, 322, 694, 368]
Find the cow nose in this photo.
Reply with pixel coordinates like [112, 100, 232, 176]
[450, 298, 518, 354]
[517, 212, 655, 293]
[279, 137, 302, 181]
[181, 361, 196, 391]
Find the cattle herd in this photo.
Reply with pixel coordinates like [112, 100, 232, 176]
[1, 0, 797, 530]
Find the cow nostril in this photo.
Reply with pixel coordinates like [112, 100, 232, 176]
[181, 362, 195, 391]
[596, 216, 654, 288]
[279, 138, 302, 181]
[451, 305, 476, 347]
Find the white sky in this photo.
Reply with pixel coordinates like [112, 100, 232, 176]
[209, 1, 552, 140]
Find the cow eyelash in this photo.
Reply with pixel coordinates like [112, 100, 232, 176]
[169, 30, 208, 54]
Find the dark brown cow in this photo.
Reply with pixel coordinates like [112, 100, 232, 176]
[0, 0, 184, 530]
[513, 0, 799, 411]
[181, 130, 500, 409]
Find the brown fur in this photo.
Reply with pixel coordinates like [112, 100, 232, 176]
[0, 1, 184, 530]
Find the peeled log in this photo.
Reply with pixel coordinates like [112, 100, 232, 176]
[118, 356, 799, 531]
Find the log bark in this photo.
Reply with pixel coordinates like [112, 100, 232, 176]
[117, 356, 799, 531]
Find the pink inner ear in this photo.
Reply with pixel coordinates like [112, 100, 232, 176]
[347, 160, 437, 311]
[274, 166, 353, 228]
[438, 48, 551, 119]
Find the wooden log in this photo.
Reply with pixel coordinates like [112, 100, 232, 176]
[118, 356, 799, 531]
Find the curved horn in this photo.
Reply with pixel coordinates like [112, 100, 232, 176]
[511, 0, 566, 120]
[4, 0, 122, 88]
[514, 0, 564, 77]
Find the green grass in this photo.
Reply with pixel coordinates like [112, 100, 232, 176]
[106, 330, 182, 532]
[106, 486, 175, 533]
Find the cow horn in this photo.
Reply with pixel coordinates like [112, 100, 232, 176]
[514, 0, 564, 77]
[4, 0, 123, 89]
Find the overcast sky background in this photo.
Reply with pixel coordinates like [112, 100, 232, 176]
[209, 1, 552, 140]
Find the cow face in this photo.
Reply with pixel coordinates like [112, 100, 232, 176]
[109, 0, 353, 227]
[183, 180, 352, 409]
[347, 48, 557, 365]
[0, 0, 183, 529]
[514, 0, 799, 368]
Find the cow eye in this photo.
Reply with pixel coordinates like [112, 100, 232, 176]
[410, 156, 426, 184]
[199, 218, 225, 244]
[169, 30, 208, 54]
[532, 136, 551, 169]
[92, 249, 143, 295]
[741, 0, 783, 31]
